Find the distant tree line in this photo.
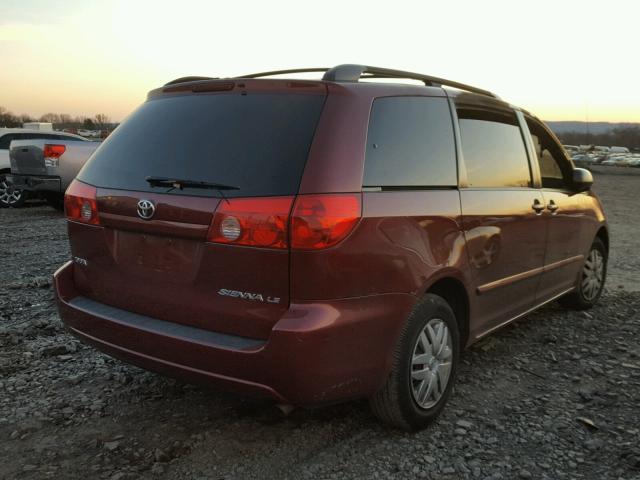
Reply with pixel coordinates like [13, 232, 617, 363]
[0, 106, 113, 130]
[555, 126, 640, 150]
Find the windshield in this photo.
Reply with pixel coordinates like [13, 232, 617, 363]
[78, 92, 326, 197]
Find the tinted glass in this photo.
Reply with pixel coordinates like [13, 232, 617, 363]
[21, 133, 45, 140]
[0, 133, 84, 149]
[3, 133, 34, 147]
[56, 134, 86, 141]
[526, 117, 571, 189]
[458, 108, 531, 188]
[78, 93, 326, 197]
[364, 96, 457, 187]
[0, 134, 16, 150]
[11, 133, 48, 142]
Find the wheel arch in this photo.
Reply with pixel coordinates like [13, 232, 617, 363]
[596, 225, 609, 253]
[424, 276, 470, 349]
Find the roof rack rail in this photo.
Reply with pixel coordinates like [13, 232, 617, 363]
[235, 68, 329, 79]
[169, 65, 497, 99]
[322, 64, 498, 98]
[164, 76, 216, 86]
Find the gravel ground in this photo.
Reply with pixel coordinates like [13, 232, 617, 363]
[1, 171, 639, 480]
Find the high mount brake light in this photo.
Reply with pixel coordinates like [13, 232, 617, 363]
[64, 180, 100, 225]
[207, 194, 361, 250]
[291, 194, 361, 250]
[208, 197, 294, 249]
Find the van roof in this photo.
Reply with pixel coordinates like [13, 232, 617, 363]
[160, 64, 498, 99]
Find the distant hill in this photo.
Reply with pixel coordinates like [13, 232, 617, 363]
[546, 121, 640, 135]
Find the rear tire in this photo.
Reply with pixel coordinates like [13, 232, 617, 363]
[370, 294, 460, 431]
[0, 174, 26, 208]
[560, 237, 607, 310]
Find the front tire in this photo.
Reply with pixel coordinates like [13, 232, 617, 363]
[560, 237, 607, 310]
[0, 174, 26, 208]
[370, 294, 460, 430]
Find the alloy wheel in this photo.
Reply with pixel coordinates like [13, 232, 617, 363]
[0, 177, 23, 207]
[582, 249, 604, 301]
[410, 318, 453, 409]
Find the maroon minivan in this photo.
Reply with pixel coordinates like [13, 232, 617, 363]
[54, 65, 608, 430]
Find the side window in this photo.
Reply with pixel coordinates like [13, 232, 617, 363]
[0, 134, 15, 150]
[58, 135, 84, 141]
[525, 117, 571, 190]
[364, 96, 457, 187]
[457, 108, 531, 188]
[3, 133, 27, 149]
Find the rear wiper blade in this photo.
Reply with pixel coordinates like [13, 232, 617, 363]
[145, 176, 240, 191]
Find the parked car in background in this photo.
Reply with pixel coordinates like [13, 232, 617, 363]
[8, 138, 100, 209]
[610, 146, 630, 154]
[0, 128, 88, 208]
[611, 155, 631, 166]
[628, 158, 640, 168]
[601, 156, 631, 166]
[54, 64, 609, 430]
[77, 129, 102, 138]
[563, 145, 580, 156]
[571, 154, 596, 169]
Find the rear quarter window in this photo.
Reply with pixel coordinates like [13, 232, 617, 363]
[363, 96, 457, 187]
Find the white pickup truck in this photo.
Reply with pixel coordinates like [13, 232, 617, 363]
[6, 136, 100, 209]
[0, 129, 89, 207]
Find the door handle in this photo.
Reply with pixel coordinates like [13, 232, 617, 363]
[547, 200, 559, 214]
[531, 199, 545, 214]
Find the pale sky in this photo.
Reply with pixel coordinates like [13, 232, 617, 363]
[1, 0, 639, 122]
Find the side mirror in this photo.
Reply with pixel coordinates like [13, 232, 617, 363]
[572, 168, 593, 192]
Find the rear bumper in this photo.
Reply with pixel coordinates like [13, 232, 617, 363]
[54, 261, 415, 405]
[7, 174, 61, 193]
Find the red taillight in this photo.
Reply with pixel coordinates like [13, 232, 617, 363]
[291, 194, 361, 250]
[207, 193, 361, 250]
[43, 144, 66, 158]
[207, 197, 294, 249]
[64, 180, 100, 225]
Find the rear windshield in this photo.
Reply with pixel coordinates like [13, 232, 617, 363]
[78, 92, 326, 197]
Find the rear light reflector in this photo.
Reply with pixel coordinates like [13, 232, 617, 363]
[64, 180, 100, 225]
[207, 197, 294, 249]
[220, 216, 242, 241]
[291, 194, 361, 250]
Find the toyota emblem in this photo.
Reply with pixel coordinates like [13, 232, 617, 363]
[137, 199, 155, 220]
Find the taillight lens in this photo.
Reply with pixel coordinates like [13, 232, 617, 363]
[291, 194, 361, 250]
[43, 144, 66, 158]
[64, 180, 100, 225]
[206, 193, 361, 250]
[43, 144, 66, 167]
[207, 197, 294, 249]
